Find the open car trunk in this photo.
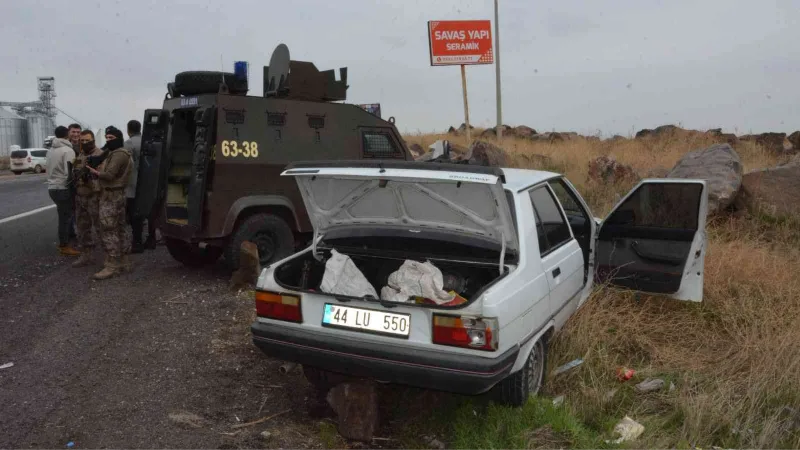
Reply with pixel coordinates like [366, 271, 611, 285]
[277, 161, 519, 308]
[274, 243, 508, 308]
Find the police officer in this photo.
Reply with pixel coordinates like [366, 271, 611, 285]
[71, 129, 104, 268]
[86, 126, 133, 280]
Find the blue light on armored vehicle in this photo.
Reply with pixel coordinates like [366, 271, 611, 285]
[234, 61, 249, 82]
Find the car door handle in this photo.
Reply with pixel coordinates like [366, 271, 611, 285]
[552, 267, 561, 277]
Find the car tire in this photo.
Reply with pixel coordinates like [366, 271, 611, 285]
[172, 71, 248, 96]
[493, 336, 548, 407]
[33, 165, 43, 174]
[164, 237, 223, 267]
[224, 213, 294, 271]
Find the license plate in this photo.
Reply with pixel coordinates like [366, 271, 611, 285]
[322, 303, 410, 337]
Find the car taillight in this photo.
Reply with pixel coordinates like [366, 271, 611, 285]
[255, 290, 302, 323]
[432, 315, 498, 351]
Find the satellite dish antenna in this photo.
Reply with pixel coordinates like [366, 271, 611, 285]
[266, 44, 290, 95]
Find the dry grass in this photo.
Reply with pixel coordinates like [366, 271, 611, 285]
[402, 131, 800, 448]
[0, 156, 9, 171]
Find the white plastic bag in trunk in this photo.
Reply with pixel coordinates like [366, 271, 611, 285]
[320, 249, 379, 298]
[380, 260, 456, 305]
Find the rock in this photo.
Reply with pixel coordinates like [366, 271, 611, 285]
[788, 131, 800, 147]
[736, 159, 800, 220]
[609, 135, 626, 141]
[634, 378, 665, 393]
[447, 126, 458, 135]
[755, 132, 787, 154]
[424, 436, 447, 449]
[408, 143, 425, 158]
[327, 381, 380, 442]
[458, 122, 474, 132]
[667, 143, 743, 215]
[528, 132, 565, 143]
[645, 167, 670, 178]
[465, 140, 509, 167]
[229, 241, 260, 290]
[588, 155, 638, 184]
[513, 125, 537, 138]
[636, 124, 681, 139]
[260, 431, 273, 440]
[707, 128, 722, 135]
[479, 124, 512, 139]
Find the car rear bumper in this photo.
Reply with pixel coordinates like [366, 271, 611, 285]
[251, 321, 519, 395]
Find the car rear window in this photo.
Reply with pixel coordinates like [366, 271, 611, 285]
[11, 150, 27, 158]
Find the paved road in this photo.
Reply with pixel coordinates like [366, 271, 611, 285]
[0, 173, 52, 220]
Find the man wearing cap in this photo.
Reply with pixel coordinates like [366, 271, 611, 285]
[70, 129, 104, 268]
[86, 126, 134, 280]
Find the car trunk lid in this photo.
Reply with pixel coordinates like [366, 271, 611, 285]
[281, 161, 518, 268]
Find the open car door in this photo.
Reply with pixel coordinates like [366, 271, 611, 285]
[134, 109, 169, 218]
[594, 179, 708, 302]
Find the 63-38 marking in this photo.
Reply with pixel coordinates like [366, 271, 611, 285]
[221, 140, 259, 158]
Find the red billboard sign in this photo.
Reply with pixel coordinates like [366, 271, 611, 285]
[428, 20, 494, 66]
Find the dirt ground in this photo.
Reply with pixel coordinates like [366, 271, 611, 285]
[0, 246, 443, 449]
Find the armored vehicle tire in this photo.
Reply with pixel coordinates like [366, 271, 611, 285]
[224, 213, 294, 271]
[493, 336, 548, 407]
[173, 71, 248, 96]
[164, 237, 223, 267]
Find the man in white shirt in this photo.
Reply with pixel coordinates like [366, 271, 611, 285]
[46, 125, 80, 256]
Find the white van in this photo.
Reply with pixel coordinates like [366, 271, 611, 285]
[10, 148, 49, 175]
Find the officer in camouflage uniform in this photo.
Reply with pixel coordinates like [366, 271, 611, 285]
[86, 126, 133, 280]
[71, 129, 104, 268]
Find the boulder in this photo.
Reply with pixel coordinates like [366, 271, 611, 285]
[529, 132, 565, 143]
[465, 140, 510, 167]
[514, 125, 537, 139]
[736, 156, 800, 220]
[327, 381, 380, 442]
[588, 156, 638, 184]
[479, 125, 512, 139]
[447, 126, 458, 135]
[755, 132, 787, 154]
[636, 124, 681, 139]
[229, 241, 260, 290]
[788, 131, 800, 151]
[408, 143, 425, 159]
[458, 122, 474, 132]
[667, 143, 743, 215]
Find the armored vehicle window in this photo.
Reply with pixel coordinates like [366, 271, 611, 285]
[362, 131, 401, 158]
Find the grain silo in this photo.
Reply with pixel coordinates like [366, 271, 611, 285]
[0, 107, 28, 157]
[26, 113, 54, 149]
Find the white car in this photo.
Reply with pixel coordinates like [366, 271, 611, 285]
[10, 148, 49, 175]
[251, 160, 708, 405]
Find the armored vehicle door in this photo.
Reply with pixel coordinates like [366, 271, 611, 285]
[186, 106, 216, 231]
[135, 109, 169, 217]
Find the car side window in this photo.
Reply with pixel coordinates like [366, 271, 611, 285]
[605, 183, 702, 230]
[529, 186, 573, 256]
[548, 178, 590, 232]
[31, 150, 47, 158]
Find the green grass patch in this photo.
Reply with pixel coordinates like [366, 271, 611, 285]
[392, 391, 611, 449]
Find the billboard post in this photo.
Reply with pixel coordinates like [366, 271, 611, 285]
[428, 20, 494, 146]
[460, 64, 471, 143]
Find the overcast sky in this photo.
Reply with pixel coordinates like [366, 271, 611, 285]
[1, 0, 798, 137]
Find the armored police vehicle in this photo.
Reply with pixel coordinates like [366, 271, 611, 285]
[134, 44, 413, 269]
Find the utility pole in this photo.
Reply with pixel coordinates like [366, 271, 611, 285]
[494, 0, 502, 142]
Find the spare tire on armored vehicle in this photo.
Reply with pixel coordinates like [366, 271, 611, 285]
[172, 71, 248, 96]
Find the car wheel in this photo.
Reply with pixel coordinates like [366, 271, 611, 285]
[164, 237, 223, 267]
[33, 165, 43, 174]
[493, 336, 547, 407]
[224, 213, 294, 271]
